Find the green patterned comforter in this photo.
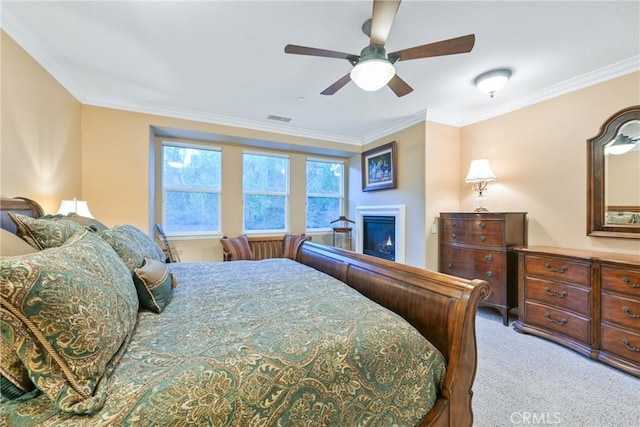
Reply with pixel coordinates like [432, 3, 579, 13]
[1, 259, 445, 426]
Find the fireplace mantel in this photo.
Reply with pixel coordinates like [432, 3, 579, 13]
[355, 205, 406, 263]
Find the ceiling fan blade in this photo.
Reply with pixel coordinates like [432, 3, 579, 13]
[370, 0, 401, 46]
[387, 74, 413, 97]
[391, 34, 476, 61]
[321, 73, 352, 95]
[285, 44, 354, 60]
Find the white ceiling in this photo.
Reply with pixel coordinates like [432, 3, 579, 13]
[2, 0, 639, 146]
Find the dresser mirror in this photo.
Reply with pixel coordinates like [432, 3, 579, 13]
[587, 105, 640, 238]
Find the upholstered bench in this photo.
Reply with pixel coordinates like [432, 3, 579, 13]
[221, 234, 310, 261]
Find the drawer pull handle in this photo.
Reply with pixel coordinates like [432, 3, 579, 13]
[622, 306, 640, 319]
[544, 313, 567, 325]
[544, 287, 568, 298]
[451, 233, 457, 239]
[485, 254, 494, 262]
[544, 263, 568, 274]
[622, 339, 640, 353]
[623, 276, 640, 288]
[485, 271, 494, 279]
[479, 235, 486, 242]
[451, 223, 456, 228]
[478, 222, 486, 229]
[447, 263, 453, 269]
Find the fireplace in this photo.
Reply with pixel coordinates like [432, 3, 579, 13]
[355, 205, 405, 263]
[362, 216, 395, 261]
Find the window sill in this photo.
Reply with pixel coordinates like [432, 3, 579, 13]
[164, 233, 223, 241]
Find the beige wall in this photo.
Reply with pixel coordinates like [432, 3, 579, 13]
[1, 31, 82, 213]
[425, 121, 461, 270]
[81, 106, 356, 261]
[460, 72, 640, 255]
[4, 29, 639, 264]
[348, 121, 427, 268]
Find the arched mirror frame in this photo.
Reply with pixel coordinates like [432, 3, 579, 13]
[587, 105, 640, 239]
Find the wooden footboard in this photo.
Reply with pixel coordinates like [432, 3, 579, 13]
[297, 241, 490, 427]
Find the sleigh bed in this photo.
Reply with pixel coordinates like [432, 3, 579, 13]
[0, 197, 489, 426]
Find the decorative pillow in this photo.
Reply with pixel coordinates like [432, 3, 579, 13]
[0, 322, 35, 399]
[67, 213, 108, 231]
[133, 258, 176, 313]
[0, 229, 138, 413]
[39, 213, 109, 231]
[0, 229, 39, 256]
[220, 234, 254, 261]
[97, 225, 166, 273]
[283, 233, 310, 260]
[8, 213, 81, 250]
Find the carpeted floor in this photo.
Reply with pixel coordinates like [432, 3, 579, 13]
[472, 308, 640, 427]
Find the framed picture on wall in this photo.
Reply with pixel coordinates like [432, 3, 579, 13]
[361, 141, 397, 191]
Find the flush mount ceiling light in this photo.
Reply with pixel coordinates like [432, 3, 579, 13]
[605, 133, 639, 155]
[474, 68, 512, 98]
[350, 45, 396, 92]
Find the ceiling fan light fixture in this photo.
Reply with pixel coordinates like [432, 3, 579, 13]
[350, 59, 395, 91]
[474, 68, 512, 98]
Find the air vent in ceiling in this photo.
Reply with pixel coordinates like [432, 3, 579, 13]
[267, 114, 292, 123]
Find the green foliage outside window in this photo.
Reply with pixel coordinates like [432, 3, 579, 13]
[162, 144, 221, 233]
[306, 160, 344, 229]
[243, 153, 288, 231]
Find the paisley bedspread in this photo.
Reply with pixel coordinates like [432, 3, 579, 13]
[1, 259, 445, 426]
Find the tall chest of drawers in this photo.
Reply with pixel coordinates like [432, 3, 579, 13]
[439, 212, 527, 325]
[514, 246, 640, 378]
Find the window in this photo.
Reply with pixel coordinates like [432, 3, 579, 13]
[306, 158, 344, 229]
[161, 142, 221, 235]
[243, 152, 289, 232]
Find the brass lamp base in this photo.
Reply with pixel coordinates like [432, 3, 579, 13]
[474, 207, 489, 213]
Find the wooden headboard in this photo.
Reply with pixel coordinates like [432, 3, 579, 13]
[0, 197, 44, 234]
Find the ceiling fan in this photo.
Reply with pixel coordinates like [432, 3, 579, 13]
[284, 0, 475, 97]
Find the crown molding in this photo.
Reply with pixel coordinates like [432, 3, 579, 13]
[4, 0, 638, 146]
[1, 2, 90, 101]
[84, 96, 363, 146]
[444, 56, 640, 128]
[361, 109, 427, 144]
[348, 56, 640, 140]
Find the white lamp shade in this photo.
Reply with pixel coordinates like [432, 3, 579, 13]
[350, 59, 395, 92]
[465, 159, 497, 182]
[57, 199, 94, 218]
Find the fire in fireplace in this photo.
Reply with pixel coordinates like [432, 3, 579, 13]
[362, 215, 395, 261]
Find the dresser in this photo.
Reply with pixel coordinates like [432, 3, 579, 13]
[439, 212, 527, 325]
[514, 246, 640, 377]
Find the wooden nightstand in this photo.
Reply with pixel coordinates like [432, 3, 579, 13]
[439, 212, 527, 325]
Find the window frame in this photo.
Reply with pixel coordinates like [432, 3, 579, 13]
[242, 150, 290, 234]
[305, 157, 345, 232]
[160, 140, 222, 238]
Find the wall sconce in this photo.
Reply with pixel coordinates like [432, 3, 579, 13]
[465, 159, 497, 212]
[57, 198, 94, 218]
[474, 68, 512, 98]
